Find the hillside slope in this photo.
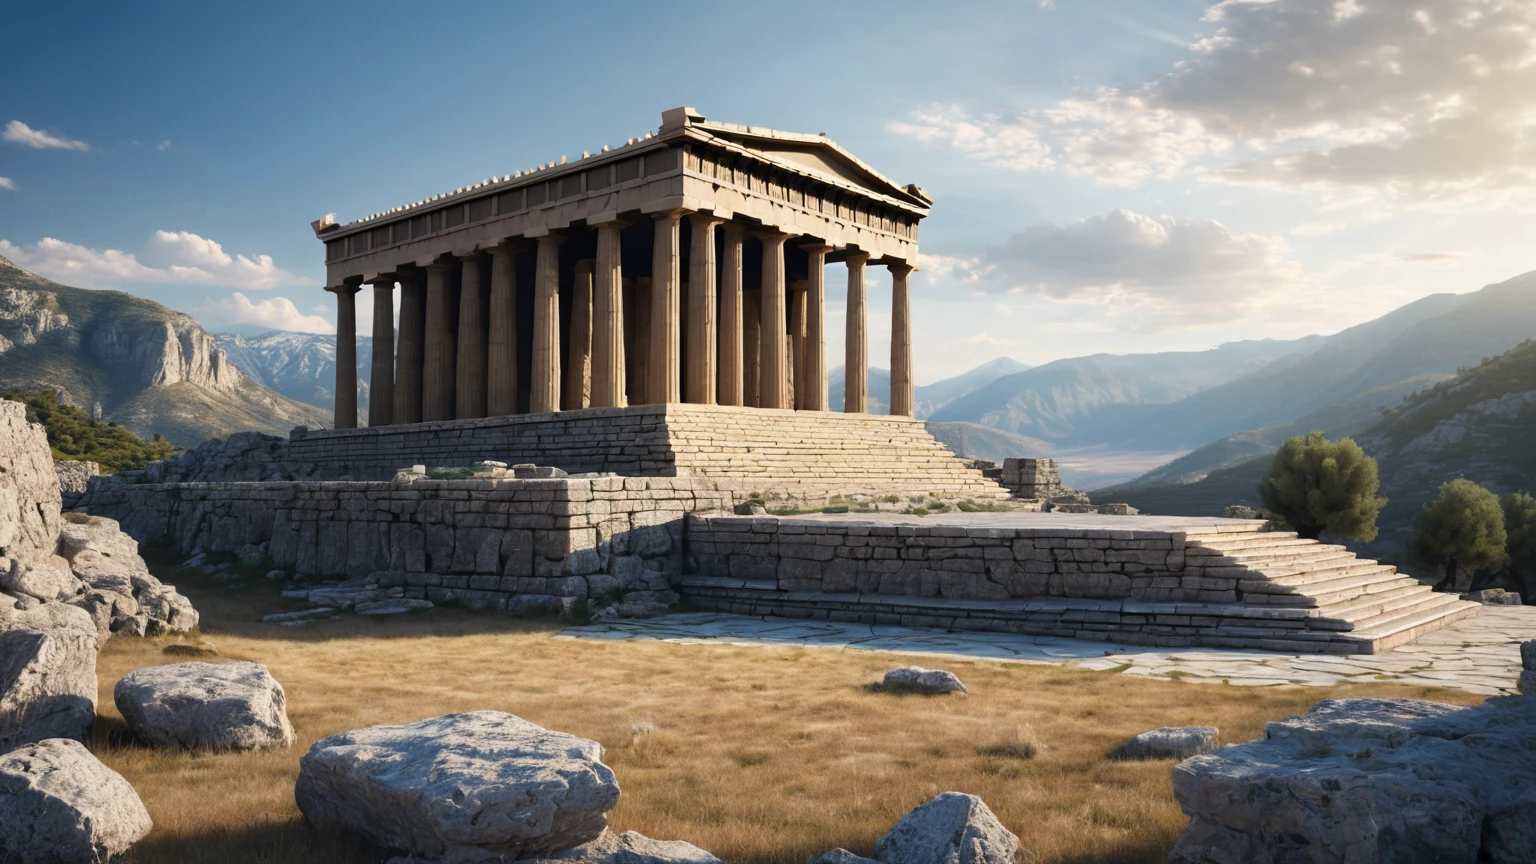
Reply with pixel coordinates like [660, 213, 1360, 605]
[827, 357, 1031, 418]
[216, 330, 372, 416]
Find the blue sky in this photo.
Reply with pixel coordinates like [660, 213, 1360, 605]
[3, 0, 1533, 381]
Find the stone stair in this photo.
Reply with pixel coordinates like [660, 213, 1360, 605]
[1182, 529, 1482, 654]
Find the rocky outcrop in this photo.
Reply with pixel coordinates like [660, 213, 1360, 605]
[1114, 727, 1219, 761]
[57, 514, 198, 636]
[54, 460, 98, 509]
[881, 667, 969, 695]
[1169, 696, 1536, 863]
[0, 738, 153, 863]
[296, 711, 621, 862]
[875, 792, 1020, 864]
[0, 603, 97, 753]
[0, 400, 62, 565]
[114, 661, 295, 751]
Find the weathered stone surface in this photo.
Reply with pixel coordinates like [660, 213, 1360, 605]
[1114, 727, 1219, 761]
[0, 603, 96, 753]
[515, 829, 723, 864]
[355, 598, 434, 615]
[57, 515, 198, 635]
[295, 710, 620, 862]
[0, 400, 62, 566]
[808, 848, 880, 864]
[53, 459, 98, 510]
[1521, 639, 1536, 671]
[1169, 697, 1536, 864]
[882, 667, 969, 695]
[0, 738, 152, 863]
[0, 557, 82, 603]
[875, 792, 1019, 864]
[1221, 505, 1262, 520]
[114, 661, 295, 751]
[1461, 588, 1522, 606]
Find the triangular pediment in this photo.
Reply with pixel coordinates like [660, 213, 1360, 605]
[694, 122, 930, 209]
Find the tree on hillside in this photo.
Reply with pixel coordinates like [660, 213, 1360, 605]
[1503, 491, 1536, 600]
[1, 390, 176, 473]
[1411, 479, 1508, 593]
[1258, 431, 1386, 541]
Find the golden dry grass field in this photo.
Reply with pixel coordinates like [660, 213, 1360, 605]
[93, 572, 1485, 864]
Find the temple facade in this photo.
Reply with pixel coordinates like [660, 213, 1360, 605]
[313, 107, 929, 430]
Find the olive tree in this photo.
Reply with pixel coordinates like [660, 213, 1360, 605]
[1411, 479, 1508, 593]
[1503, 491, 1536, 600]
[1258, 431, 1386, 541]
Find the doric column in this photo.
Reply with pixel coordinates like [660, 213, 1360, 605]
[455, 254, 487, 420]
[368, 277, 396, 427]
[591, 222, 627, 408]
[628, 277, 652, 405]
[844, 251, 870, 413]
[393, 271, 425, 425]
[686, 213, 723, 404]
[789, 280, 808, 408]
[717, 223, 744, 406]
[890, 262, 915, 417]
[801, 244, 831, 411]
[486, 245, 520, 417]
[530, 233, 564, 414]
[422, 262, 456, 421]
[758, 233, 790, 409]
[566, 259, 595, 410]
[743, 288, 761, 408]
[649, 209, 686, 404]
[327, 284, 361, 429]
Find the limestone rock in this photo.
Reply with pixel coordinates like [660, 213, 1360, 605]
[57, 515, 198, 635]
[1221, 505, 1262, 520]
[0, 604, 97, 753]
[1460, 588, 1522, 605]
[516, 829, 724, 864]
[295, 710, 620, 862]
[882, 667, 969, 694]
[875, 792, 1019, 864]
[733, 501, 767, 516]
[0, 557, 83, 603]
[114, 661, 295, 751]
[809, 848, 880, 864]
[53, 460, 98, 510]
[0, 738, 152, 863]
[0, 400, 62, 566]
[1521, 639, 1536, 671]
[1114, 727, 1219, 761]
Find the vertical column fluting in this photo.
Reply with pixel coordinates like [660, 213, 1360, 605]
[742, 287, 761, 408]
[328, 284, 360, 429]
[566, 260, 595, 410]
[486, 245, 520, 417]
[789, 280, 808, 408]
[422, 263, 456, 422]
[890, 262, 915, 417]
[368, 277, 396, 427]
[718, 223, 744, 406]
[393, 271, 425, 425]
[686, 213, 722, 404]
[454, 254, 487, 420]
[649, 209, 685, 404]
[629, 277, 652, 405]
[592, 222, 627, 408]
[802, 244, 830, 411]
[844, 251, 870, 414]
[530, 234, 564, 414]
[758, 232, 790, 409]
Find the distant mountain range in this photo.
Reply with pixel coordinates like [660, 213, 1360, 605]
[215, 330, 373, 419]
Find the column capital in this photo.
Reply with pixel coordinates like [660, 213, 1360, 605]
[324, 284, 362, 295]
[799, 241, 835, 255]
[422, 261, 455, 274]
[845, 250, 872, 266]
[575, 258, 596, 275]
[454, 250, 484, 262]
[687, 212, 725, 229]
[535, 233, 565, 248]
[650, 208, 690, 223]
[753, 230, 792, 247]
[484, 242, 524, 259]
[722, 221, 746, 240]
[887, 261, 916, 276]
[591, 218, 632, 230]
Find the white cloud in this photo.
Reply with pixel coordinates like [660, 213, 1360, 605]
[893, 0, 1536, 202]
[0, 177, 13, 191]
[155, 140, 171, 152]
[211, 292, 334, 334]
[3, 120, 89, 152]
[0, 231, 305, 290]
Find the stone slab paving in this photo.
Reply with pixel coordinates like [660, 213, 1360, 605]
[559, 604, 1536, 696]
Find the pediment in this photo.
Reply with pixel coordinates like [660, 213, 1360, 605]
[696, 124, 930, 209]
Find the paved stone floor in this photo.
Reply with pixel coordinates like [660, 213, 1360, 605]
[560, 605, 1536, 696]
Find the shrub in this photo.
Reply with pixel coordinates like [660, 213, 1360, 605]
[1502, 491, 1536, 598]
[1258, 431, 1386, 540]
[1411, 479, 1507, 592]
[2, 389, 176, 473]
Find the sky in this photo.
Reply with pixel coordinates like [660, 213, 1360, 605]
[2, 0, 1533, 382]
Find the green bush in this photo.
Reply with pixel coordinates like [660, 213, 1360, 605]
[1258, 431, 1386, 540]
[1411, 479, 1508, 592]
[1502, 491, 1536, 598]
[2, 389, 176, 473]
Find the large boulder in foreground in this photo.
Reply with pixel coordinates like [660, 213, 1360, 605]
[1170, 697, 1536, 863]
[515, 829, 723, 864]
[296, 711, 620, 862]
[875, 792, 1019, 864]
[0, 400, 62, 566]
[58, 514, 198, 636]
[0, 603, 97, 753]
[0, 737, 152, 863]
[114, 661, 295, 751]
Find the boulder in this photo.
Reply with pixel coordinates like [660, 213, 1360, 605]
[57, 515, 198, 635]
[1522, 639, 1536, 671]
[1169, 697, 1536, 863]
[809, 848, 880, 864]
[1461, 588, 1522, 605]
[1113, 727, 1219, 761]
[0, 604, 97, 753]
[1221, 505, 1263, 520]
[515, 830, 723, 864]
[875, 792, 1019, 864]
[295, 711, 620, 862]
[0, 738, 152, 863]
[0, 557, 82, 603]
[53, 460, 98, 510]
[881, 667, 969, 695]
[0, 400, 62, 566]
[114, 661, 295, 751]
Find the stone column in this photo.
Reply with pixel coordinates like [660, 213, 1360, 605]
[889, 262, 915, 417]
[742, 288, 760, 408]
[801, 244, 831, 411]
[649, 210, 686, 404]
[327, 284, 361, 429]
[758, 233, 790, 409]
[717, 223, 744, 406]
[789, 280, 808, 408]
[455, 254, 487, 420]
[394, 271, 425, 425]
[686, 213, 722, 404]
[422, 263, 456, 422]
[591, 222, 627, 408]
[844, 251, 870, 413]
[486, 245, 520, 416]
[565, 259, 595, 410]
[530, 234, 564, 414]
[368, 277, 396, 427]
[628, 277, 652, 406]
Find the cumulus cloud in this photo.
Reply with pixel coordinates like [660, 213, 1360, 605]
[0, 231, 305, 290]
[3, 120, 89, 152]
[0, 177, 13, 191]
[210, 292, 334, 334]
[893, 0, 1536, 200]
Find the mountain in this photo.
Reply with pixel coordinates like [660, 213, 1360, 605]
[0, 256, 330, 447]
[215, 331, 372, 416]
[924, 421, 1051, 465]
[825, 357, 1032, 418]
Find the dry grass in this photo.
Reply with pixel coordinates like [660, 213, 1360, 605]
[95, 573, 1485, 864]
